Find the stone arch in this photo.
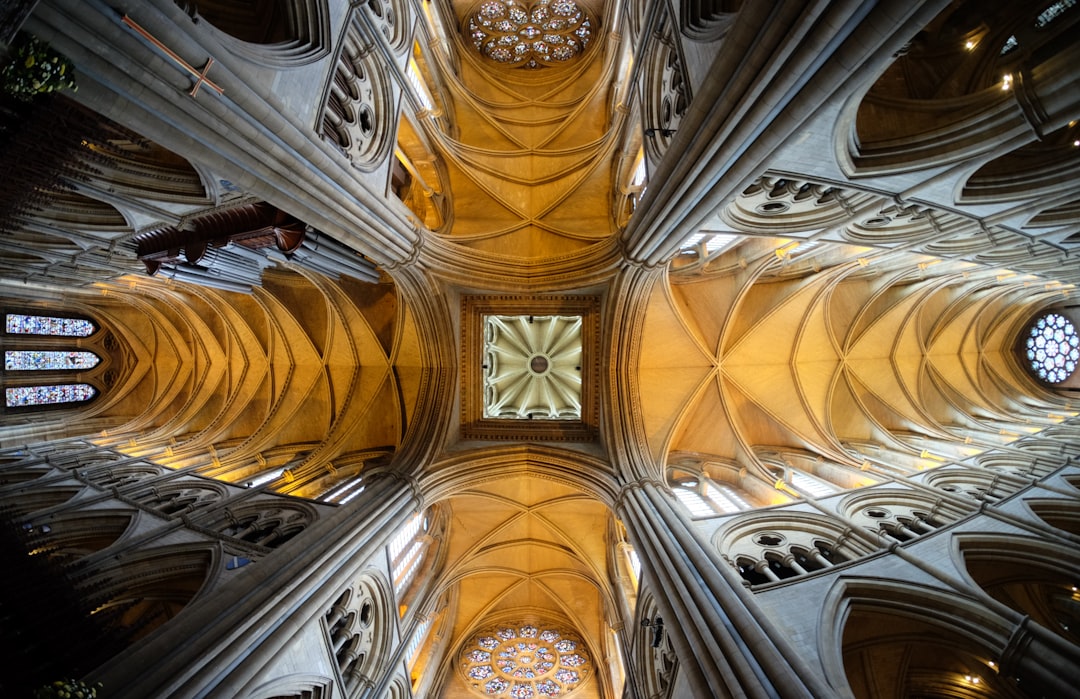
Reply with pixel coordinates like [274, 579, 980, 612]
[1025, 497, 1080, 537]
[959, 122, 1080, 205]
[177, 0, 331, 67]
[641, 5, 690, 167]
[77, 543, 216, 641]
[88, 464, 164, 489]
[839, 487, 974, 544]
[956, 533, 1080, 647]
[821, 578, 1034, 698]
[634, 592, 678, 698]
[843, 0, 1080, 177]
[212, 502, 316, 549]
[713, 511, 877, 586]
[0, 465, 50, 486]
[679, 0, 740, 42]
[924, 466, 1027, 503]
[318, 14, 395, 169]
[721, 176, 878, 236]
[976, 451, 1061, 479]
[24, 509, 136, 563]
[358, 0, 411, 54]
[131, 480, 226, 517]
[324, 571, 395, 694]
[246, 675, 331, 699]
[0, 485, 83, 517]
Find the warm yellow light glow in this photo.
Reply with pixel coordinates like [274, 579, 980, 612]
[775, 241, 799, 259]
[1002, 73, 1013, 90]
[964, 40, 976, 50]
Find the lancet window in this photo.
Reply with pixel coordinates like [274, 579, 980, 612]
[5, 313, 96, 337]
[389, 512, 428, 596]
[405, 616, 433, 672]
[672, 476, 751, 517]
[3, 312, 103, 408]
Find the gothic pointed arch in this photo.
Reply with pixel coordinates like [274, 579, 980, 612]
[844, 0, 1080, 176]
[317, 13, 394, 169]
[176, 0, 331, 67]
[823, 579, 1056, 698]
[957, 533, 1080, 647]
[76, 543, 216, 640]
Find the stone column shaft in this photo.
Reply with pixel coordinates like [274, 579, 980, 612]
[619, 482, 834, 699]
[90, 473, 420, 698]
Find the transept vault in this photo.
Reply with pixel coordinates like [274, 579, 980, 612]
[2, 1, 1080, 698]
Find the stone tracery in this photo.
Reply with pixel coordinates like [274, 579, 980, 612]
[467, 0, 592, 67]
[461, 625, 592, 697]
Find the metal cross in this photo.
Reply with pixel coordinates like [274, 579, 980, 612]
[121, 15, 224, 98]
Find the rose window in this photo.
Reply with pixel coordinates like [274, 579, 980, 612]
[467, 0, 592, 68]
[462, 624, 591, 697]
[1025, 313, 1079, 383]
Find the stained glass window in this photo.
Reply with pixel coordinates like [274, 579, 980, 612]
[5, 314, 95, 337]
[461, 624, 591, 698]
[5, 350, 100, 371]
[1025, 312, 1080, 383]
[5, 384, 97, 407]
[468, 0, 591, 68]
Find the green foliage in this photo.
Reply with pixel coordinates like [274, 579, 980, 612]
[1, 34, 77, 101]
[33, 678, 103, 699]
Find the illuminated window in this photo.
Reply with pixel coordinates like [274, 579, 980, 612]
[680, 232, 738, 254]
[5, 350, 100, 371]
[407, 57, 434, 111]
[390, 513, 428, 595]
[626, 548, 641, 579]
[674, 477, 750, 516]
[1035, 0, 1076, 28]
[5, 384, 97, 407]
[5, 313, 95, 337]
[673, 485, 714, 517]
[1025, 313, 1079, 383]
[460, 624, 592, 697]
[406, 616, 433, 670]
[468, 0, 592, 68]
[703, 482, 751, 514]
[790, 471, 838, 497]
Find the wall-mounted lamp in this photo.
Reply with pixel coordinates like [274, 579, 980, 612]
[644, 128, 676, 137]
[641, 616, 664, 648]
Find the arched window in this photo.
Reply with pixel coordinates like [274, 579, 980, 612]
[389, 512, 428, 597]
[405, 616, 433, 675]
[672, 476, 751, 516]
[5, 313, 96, 337]
[5, 384, 97, 407]
[5, 350, 100, 371]
[3, 311, 105, 409]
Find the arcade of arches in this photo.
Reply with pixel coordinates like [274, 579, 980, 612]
[2, 1, 1080, 698]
